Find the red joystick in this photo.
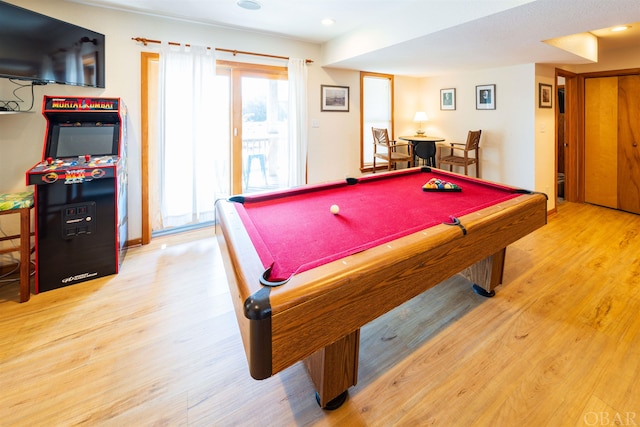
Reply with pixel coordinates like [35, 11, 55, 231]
[84, 154, 91, 163]
[46, 157, 53, 165]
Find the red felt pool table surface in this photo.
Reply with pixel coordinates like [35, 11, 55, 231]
[233, 168, 522, 282]
[215, 166, 548, 408]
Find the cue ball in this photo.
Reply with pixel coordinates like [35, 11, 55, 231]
[330, 204, 340, 214]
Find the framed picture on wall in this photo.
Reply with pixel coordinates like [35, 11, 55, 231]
[539, 83, 553, 108]
[476, 84, 496, 110]
[321, 85, 350, 112]
[440, 88, 456, 110]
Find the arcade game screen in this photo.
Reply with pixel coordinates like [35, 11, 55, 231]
[51, 125, 118, 158]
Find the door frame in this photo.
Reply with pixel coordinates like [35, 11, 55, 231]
[141, 52, 158, 245]
[555, 68, 580, 203]
[360, 71, 394, 173]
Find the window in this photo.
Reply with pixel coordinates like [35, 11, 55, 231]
[361, 72, 394, 171]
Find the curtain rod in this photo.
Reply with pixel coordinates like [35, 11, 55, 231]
[131, 37, 313, 64]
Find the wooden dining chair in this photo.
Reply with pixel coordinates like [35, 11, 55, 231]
[372, 127, 413, 172]
[439, 130, 482, 177]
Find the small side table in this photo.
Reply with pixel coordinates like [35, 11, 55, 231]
[0, 190, 35, 302]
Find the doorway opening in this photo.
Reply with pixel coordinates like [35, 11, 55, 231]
[555, 69, 579, 205]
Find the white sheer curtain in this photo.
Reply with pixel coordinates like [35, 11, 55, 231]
[158, 43, 228, 229]
[287, 58, 308, 186]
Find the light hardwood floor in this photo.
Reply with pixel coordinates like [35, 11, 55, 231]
[1, 201, 639, 426]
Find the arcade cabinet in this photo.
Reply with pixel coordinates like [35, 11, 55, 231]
[26, 96, 128, 293]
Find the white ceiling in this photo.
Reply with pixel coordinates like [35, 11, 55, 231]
[67, 0, 640, 76]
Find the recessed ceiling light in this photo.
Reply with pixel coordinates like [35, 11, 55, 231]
[237, 0, 261, 10]
[321, 18, 335, 26]
[611, 25, 630, 32]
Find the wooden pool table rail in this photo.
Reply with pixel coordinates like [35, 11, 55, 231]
[216, 183, 547, 408]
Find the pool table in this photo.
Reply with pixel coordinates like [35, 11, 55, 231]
[215, 167, 547, 409]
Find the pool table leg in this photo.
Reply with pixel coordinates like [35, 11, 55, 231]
[304, 329, 360, 409]
[461, 248, 506, 298]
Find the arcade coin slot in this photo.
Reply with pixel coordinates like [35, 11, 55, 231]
[62, 202, 96, 238]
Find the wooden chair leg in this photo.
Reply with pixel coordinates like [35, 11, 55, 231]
[0, 192, 33, 303]
[19, 207, 31, 302]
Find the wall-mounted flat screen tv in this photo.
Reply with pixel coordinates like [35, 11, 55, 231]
[0, 1, 105, 88]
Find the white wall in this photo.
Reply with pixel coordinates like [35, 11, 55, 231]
[535, 64, 557, 203]
[415, 64, 538, 190]
[566, 43, 640, 74]
[394, 76, 423, 138]
[307, 67, 363, 183]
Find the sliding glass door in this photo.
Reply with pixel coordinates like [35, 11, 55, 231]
[237, 74, 289, 193]
[142, 56, 291, 238]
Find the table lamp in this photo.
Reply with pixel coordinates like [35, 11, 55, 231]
[414, 111, 428, 135]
